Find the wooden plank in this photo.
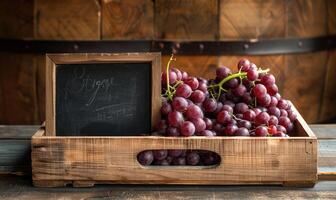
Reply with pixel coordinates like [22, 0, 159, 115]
[310, 124, 336, 139]
[0, 0, 34, 38]
[0, 125, 39, 139]
[320, 51, 336, 122]
[34, 0, 100, 40]
[219, 0, 285, 39]
[328, 0, 336, 34]
[0, 176, 336, 199]
[283, 52, 328, 123]
[155, 0, 218, 40]
[102, 0, 154, 39]
[0, 53, 39, 124]
[35, 55, 45, 122]
[286, 0, 327, 37]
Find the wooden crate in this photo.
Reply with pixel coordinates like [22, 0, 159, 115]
[31, 104, 317, 187]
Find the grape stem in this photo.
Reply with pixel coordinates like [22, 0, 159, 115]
[164, 54, 176, 101]
[208, 68, 270, 100]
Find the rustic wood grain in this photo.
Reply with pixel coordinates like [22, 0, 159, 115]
[320, 51, 336, 122]
[0, 53, 39, 124]
[34, 0, 100, 40]
[328, 0, 336, 34]
[102, 0, 154, 39]
[283, 52, 328, 123]
[45, 53, 161, 136]
[286, 0, 327, 37]
[35, 55, 45, 122]
[32, 111, 317, 187]
[155, 0, 218, 40]
[1, 175, 336, 200]
[0, 0, 34, 38]
[219, 0, 285, 39]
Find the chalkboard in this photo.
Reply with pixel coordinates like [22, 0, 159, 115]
[55, 63, 151, 136]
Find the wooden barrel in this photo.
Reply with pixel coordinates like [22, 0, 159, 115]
[0, 0, 335, 124]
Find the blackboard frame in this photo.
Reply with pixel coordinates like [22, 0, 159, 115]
[45, 53, 161, 136]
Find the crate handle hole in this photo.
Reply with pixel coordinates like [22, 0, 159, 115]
[137, 149, 221, 168]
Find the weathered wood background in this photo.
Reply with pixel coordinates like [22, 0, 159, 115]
[0, 0, 335, 124]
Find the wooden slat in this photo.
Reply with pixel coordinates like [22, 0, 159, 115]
[0, 53, 40, 124]
[320, 51, 336, 122]
[35, 55, 45, 122]
[0, 0, 34, 38]
[219, 0, 285, 39]
[0, 175, 336, 199]
[286, 0, 327, 37]
[310, 124, 336, 139]
[34, 0, 100, 40]
[283, 52, 328, 123]
[0, 125, 39, 139]
[102, 0, 154, 39]
[328, 0, 336, 34]
[155, 0, 218, 40]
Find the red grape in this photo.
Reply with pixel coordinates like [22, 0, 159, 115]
[191, 118, 206, 133]
[237, 120, 252, 129]
[216, 66, 231, 80]
[137, 151, 154, 165]
[261, 74, 275, 86]
[232, 84, 247, 97]
[247, 69, 258, 81]
[255, 126, 268, 137]
[276, 125, 287, 133]
[243, 110, 256, 121]
[222, 104, 233, 113]
[235, 127, 250, 136]
[190, 90, 206, 103]
[172, 97, 188, 112]
[176, 84, 192, 98]
[172, 68, 182, 81]
[180, 121, 195, 136]
[161, 102, 172, 116]
[268, 115, 279, 126]
[255, 112, 270, 125]
[253, 84, 267, 98]
[186, 104, 203, 120]
[181, 71, 188, 80]
[166, 126, 180, 137]
[267, 84, 278, 96]
[277, 99, 289, 110]
[268, 106, 280, 118]
[153, 150, 168, 161]
[268, 125, 277, 135]
[237, 58, 250, 72]
[279, 116, 291, 129]
[172, 157, 186, 165]
[234, 102, 249, 114]
[217, 110, 232, 124]
[185, 77, 199, 90]
[204, 117, 213, 129]
[168, 111, 184, 127]
[257, 93, 271, 107]
[224, 124, 238, 136]
[186, 152, 200, 165]
[197, 82, 208, 93]
[168, 150, 183, 157]
[203, 98, 217, 112]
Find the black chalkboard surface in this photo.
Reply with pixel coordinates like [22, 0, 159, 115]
[56, 63, 151, 136]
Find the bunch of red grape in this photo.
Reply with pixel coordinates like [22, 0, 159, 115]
[156, 57, 296, 138]
[138, 56, 297, 166]
[137, 149, 220, 166]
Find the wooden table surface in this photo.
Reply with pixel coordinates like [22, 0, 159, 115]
[0, 124, 335, 199]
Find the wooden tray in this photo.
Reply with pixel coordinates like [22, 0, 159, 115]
[31, 105, 317, 187]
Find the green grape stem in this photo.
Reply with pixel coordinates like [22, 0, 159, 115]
[208, 68, 270, 100]
[164, 54, 176, 101]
